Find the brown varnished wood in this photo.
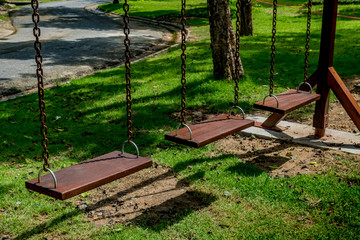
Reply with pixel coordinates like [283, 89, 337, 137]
[254, 121, 285, 132]
[254, 89, 320, 114]
[261, 112, 287, 128]
[313, 0, 338, 137]
[313, 67, 330, 132]
[254, 0, 360, 137]
[299, 70, 318, 91]
[328, 67, 360, 131]
[25, 151, 152, 200]
[311, 0, 360, 137]
[165, 114, 254, 148]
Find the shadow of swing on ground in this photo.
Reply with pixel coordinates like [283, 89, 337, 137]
[72, 165, 216, 230]
[17, 166, 216, 238]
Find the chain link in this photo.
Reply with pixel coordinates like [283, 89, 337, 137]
[234, 0, 241, 106]
[269, 0, 277, 95]
[303, 0, 312, 83]
[123, 0, 133, 141]
[32, 0, 50, 170]
[180, 0, 187, 125]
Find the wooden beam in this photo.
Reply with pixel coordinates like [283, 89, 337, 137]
[328, 67, 360, 131]
[313, 0, 339, 137]
[261, 113, 287, 128]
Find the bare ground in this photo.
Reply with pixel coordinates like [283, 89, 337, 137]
[72, 165, 213, 227]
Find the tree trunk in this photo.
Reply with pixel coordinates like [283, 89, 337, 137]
[240, 0, 253, 36]
[207, 0, 244, 80]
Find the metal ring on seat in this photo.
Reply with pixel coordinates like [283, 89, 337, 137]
[176, 123, 192, 140]
[297, 82, 313, 93]
[263, 94, 279, 108]
[38, 167, 57, 188]
[228, 106, 246, 119]
[121, 140, 140, 158]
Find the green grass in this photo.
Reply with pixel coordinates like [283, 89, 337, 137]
[1, 0, 360, 239]
[99, 0, 208, 19]
[0, 12, 9, 21]
[6, 0, 64, 2]
[0, 0, 63, 21]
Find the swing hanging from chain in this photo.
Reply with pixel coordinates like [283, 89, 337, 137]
[165, 0, 254, 148]
[25, 0, 152, 200]
[253, 0, 320, 115]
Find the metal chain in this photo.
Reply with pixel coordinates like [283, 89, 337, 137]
[32, 0, 49, 170]
[303, 0, 312, 83]
[123, 0, 133, 141]
[269, 0, 277, 95]
[234, 0, 241, 106]
[180, 0, 187, 125]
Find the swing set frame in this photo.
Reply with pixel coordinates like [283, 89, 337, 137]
[258, 0, 360, 138]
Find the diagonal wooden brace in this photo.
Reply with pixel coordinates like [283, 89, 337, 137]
[328, 67, 360, 131]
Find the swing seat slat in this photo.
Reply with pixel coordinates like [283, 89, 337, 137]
[254, 89, 320, 114]
[165, 114, 254, 148]
[25, 151, 152, 200]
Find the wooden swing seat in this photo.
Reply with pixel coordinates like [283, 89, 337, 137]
[254, 89, 320, 114]
[25, 151, 152, 200]
[165, 114, 254, 148]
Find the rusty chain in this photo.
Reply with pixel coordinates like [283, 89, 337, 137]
[123, 0, 133, 141]
[180, 0, 187, 125]
[269, 0, 277, 95]
[303, 0, 312, 83]
[234, 0, 241, 106]
[32, 0, 49, 170]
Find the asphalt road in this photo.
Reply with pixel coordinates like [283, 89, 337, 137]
[0, 0, 168, 97]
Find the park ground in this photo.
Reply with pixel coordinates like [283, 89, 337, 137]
[1, 0, 360, 239]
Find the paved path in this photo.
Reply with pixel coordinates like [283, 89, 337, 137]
[0, 0, 169, 97]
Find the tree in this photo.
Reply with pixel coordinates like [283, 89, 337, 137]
[240, 0, 253, 36]
[207, 0, 244, 79]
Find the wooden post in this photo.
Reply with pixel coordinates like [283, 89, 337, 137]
[313, 0, 339, 137]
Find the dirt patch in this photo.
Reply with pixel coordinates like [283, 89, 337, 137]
[215, 134, 360, 178]
[72, 165, 213, 227]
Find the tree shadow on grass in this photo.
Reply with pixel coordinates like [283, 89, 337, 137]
[0, 183, 15, 198]
[14, 210, 82, 240]
[226, 161, 265, 177]
[131, 189, 214, 232]
[171, 142, 293, 175]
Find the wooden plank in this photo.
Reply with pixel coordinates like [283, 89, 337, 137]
[328, 67, 360, 131]
[25, 151, 152, 200]
[165, 114, 254, 148]
[254, 89, 320, 114]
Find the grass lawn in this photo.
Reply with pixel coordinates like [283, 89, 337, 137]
[1, 0, 360, 239]
[0, 13, 9, 21]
